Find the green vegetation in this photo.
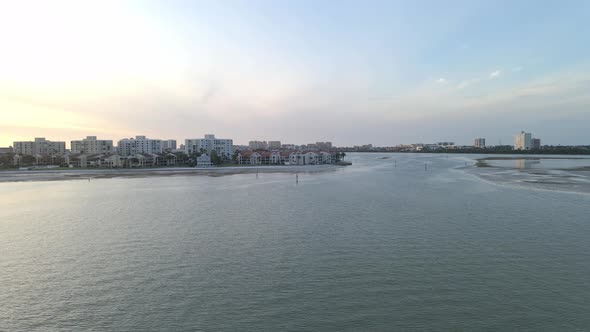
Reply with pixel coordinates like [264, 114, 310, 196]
[210, 150, 223, 166]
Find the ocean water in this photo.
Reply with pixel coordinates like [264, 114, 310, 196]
[1, 153, 589, 331]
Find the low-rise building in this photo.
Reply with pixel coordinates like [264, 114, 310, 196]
[289, 151, 318, 165]
[237, 151, 262, 165]
[103, 154, 124, 168]
[67, 152, 178, 168]
[319, 151, 333, 164]
[237, 150, 293, 165]
[438, 142, 456, 149]
[196, 154, 212, 167]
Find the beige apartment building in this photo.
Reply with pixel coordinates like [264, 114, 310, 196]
[13, 138, 66, 156]
[71, 136, 114, 154]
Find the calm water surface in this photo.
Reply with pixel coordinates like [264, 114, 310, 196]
[1, 153, 589, 331]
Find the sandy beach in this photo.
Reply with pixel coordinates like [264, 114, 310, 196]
[0, 165, 343, 183]
[465, 155, 590, 194]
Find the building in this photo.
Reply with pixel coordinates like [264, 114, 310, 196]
[531, 138, 541, 150]
[0, 147, 13, 154]
[161, 139, 177, 151]
[248, 141, 268, 150]
[67, 152, 178, 168]
[289, 151, 319, 165]
[318, 151, 333, 164]
[316, 142, 333, 150]
[196, 154, 212, 168]
[117, 136, 163, 156]
[13, 138, 66, 156]
[474, 138, 486, 148]
[437, 142, 456, 148]
[185, 134, 233, 159]
[237, 151, 262, 165]
[514, 131, 532, 150]
[71, 136, 113, 154]
[268, 141, 281, 149]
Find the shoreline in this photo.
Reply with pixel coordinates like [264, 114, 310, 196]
[474, 156, 590, 168]
[464, 156, 590, 194]
[0, 165, 343, 183]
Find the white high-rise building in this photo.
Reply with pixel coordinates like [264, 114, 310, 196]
[161, 140, 177, 151]
[514, 131, 532, 150]
[474, 138, 486, 148]
[13, 138, 66, 156]
[185, 134, 233, 159]
[71, 136, 113, 154]
[117, 136, 163, 156]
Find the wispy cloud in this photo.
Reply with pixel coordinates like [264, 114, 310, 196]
[489, 70, 502, 79]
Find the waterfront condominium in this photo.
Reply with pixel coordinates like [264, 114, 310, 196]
[71, 136, 114, 154]
[185, 134, 233, 159]
[514, 131, 532, 150]
[117, 136, 163, 156]
[13, 137, 66, 156]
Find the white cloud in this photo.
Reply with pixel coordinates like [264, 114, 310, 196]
[489, 70, 502, 79]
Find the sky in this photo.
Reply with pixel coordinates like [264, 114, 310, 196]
[0, 0, 589, 147]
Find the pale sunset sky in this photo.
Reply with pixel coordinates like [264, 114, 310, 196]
[0, 0, 589, 147]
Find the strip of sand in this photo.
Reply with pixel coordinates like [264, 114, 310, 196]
[0, 165, 342, 183]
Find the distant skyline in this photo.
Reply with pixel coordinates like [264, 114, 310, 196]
[1, 0, 589, 147]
